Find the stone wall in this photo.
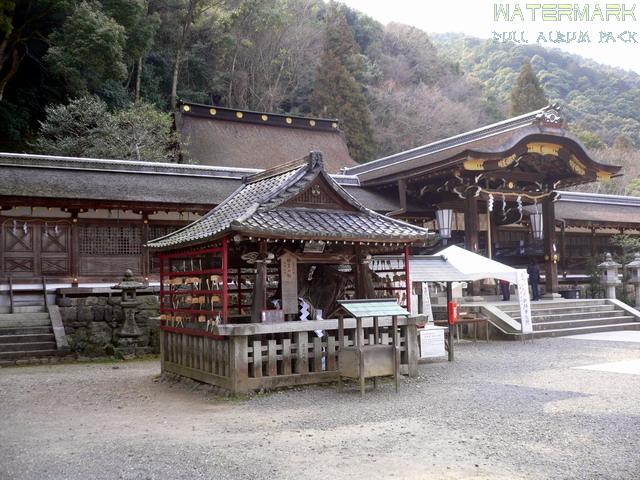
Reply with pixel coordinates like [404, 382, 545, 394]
[57, 293, 160, 356]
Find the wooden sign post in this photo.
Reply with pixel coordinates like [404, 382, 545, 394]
[280, 253, 298, 315]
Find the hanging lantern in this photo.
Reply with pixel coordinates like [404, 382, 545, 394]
[435, 208, 454, 239]
[530, 211, 544, 240]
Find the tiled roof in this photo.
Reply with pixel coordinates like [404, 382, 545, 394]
[0, 152, 393, 209]
[147, 152, 428, 249]
[345, 104, 620, 186]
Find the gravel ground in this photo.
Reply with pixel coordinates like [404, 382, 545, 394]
[1, 337, 639, 480]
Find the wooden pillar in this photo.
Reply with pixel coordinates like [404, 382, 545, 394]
[464, 195, 479, 253]
[354, 245, 364, 299]
[70, 211, 80, 284]
[141, 213, 150, 280]
[464, 195, 479, 296]
[251, 241, 268, 322]
[229, 335, 249, 394]
[560, 221, 566, 274]
[446, 282, 454, 362]
[542, 196, 558, 295]
[590, 227, 597, 258]
[405, 320, 419, 377]
[354, 245, 374, 299]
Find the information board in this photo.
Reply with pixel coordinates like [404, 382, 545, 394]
[419, 326, 447, 358]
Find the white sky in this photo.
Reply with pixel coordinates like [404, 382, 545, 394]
[339, 0, 640, 74]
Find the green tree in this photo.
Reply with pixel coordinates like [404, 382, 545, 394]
[93, 101, 179, 161]
[311, 7, 375, 163]
[0, 0, 69, 100]
[33, 96, 180, 162]
[509, 59, 547, 116]
[45, 1, 127, 96]
[573, 129, 606, 150]
[33, 96, 109, 157]
[101, 0, 159, 100]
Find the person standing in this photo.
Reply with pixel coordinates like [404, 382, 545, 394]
[527, 259, 541, 301]
[499, 279, 511, 301]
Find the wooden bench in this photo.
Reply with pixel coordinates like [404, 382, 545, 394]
[435, 315, 489, 342]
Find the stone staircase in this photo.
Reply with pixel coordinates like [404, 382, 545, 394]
[487, 299, 640, 338]
[0, 304, 59, 363]
[0, 283, 69, 365]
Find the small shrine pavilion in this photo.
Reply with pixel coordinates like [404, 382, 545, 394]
[147, 151, 428, 324]
[146, 152, 428, 392]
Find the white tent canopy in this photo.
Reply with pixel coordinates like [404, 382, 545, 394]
[410, 245, 521, 284]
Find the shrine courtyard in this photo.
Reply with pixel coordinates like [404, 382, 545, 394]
[1, 335, 638, 480]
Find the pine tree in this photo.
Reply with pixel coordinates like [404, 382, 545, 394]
[509, 60, 547, 116]
[310, 6, 375, 163]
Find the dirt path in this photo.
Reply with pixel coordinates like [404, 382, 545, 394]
[1, 337, 639, 479]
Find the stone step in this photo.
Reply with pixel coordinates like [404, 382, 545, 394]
[0, 326, 53, 335]
[532, 322, 640, 338]
[0, 341, 57, 352]
[0, 349, 60, 361]
[533, 316, 635, 331]
[499, 300, 609, 312]
[0, 333, 55, 344]
[503, 304, 616, 317]
[0, 312, 51, 326]
[12, 305, 46, 313]
[513, 309, 625, 322]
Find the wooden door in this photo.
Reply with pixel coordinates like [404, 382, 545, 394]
[2, 221, 70, 279]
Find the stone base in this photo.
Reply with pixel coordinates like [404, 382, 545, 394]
[542, 293, 563, 300]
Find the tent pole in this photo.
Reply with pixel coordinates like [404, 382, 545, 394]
[487, 211, 492, 259]
[446, 282, 454, 362]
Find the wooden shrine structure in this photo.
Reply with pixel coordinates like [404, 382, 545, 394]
[343, 104, 622, 296]
[146, 152, 428, 393]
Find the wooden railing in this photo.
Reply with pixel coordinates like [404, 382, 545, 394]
[160, 317, 420, 394]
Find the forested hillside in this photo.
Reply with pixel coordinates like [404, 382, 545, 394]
[432, 33, 640, 148]
[1, 0, 639, 191]
[431, 33, 640, 194]
[0, 0, 495, 162]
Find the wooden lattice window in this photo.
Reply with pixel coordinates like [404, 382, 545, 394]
[150, 225, 182, 273]
[150, 225, 179, 241]
[80, 224, 142, 256]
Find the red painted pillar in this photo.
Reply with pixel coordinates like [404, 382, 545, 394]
[404, 244, 412, 313]
[222, 236, 229, 323]
[159, 252, 165, 319]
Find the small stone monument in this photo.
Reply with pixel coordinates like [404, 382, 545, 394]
[625, 253, 640, 306]
[112, 269, 144, 352]
[597, 253, 621, 299]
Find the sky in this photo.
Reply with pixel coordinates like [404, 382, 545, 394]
[339, 0, 640, 74]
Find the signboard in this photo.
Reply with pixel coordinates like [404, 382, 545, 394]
[280, 253, 298, 314]
[516, 269, 533, 334]
[419, 326, 447, 358]
[303, 240, 325, 253]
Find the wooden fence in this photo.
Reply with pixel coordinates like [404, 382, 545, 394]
[160, 317, 420, 394]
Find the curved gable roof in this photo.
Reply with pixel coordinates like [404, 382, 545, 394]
[147, 152, 428, 250]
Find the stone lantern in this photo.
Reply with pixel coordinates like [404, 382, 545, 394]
[597, 253, 621, 299]
[625, 253, 640, 306]
[112, 269, 144, 350]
